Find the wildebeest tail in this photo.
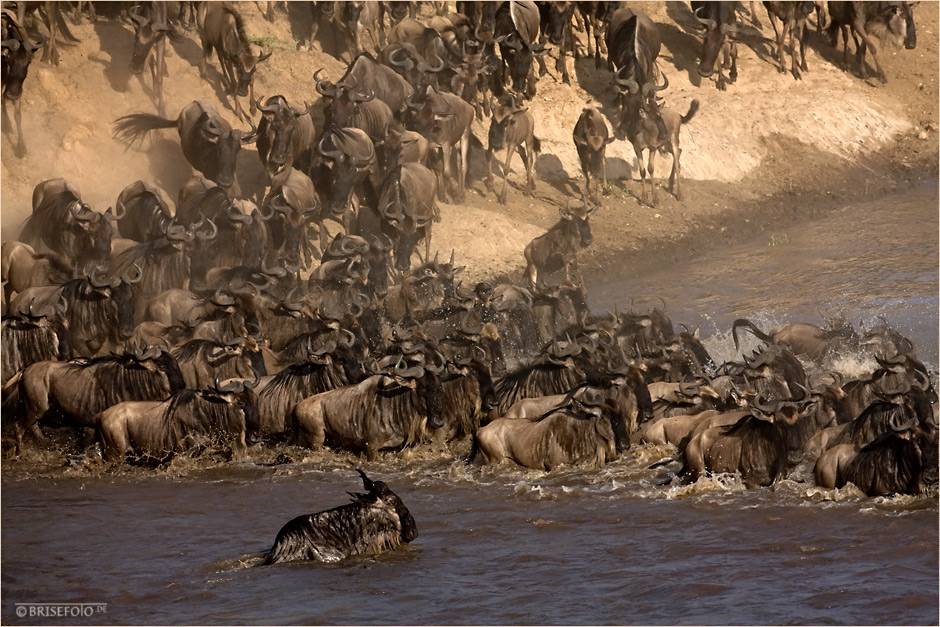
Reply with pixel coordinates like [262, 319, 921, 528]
[681, 99, 700, 125]
[731, 318, 773, 351]
[467, 431, 481, 465]
[1, 373, 24, 429]
[532, 136, 542, 154]
[113, 113, 178, 146]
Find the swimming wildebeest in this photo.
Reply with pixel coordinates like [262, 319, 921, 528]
[260, 469, 417, 565]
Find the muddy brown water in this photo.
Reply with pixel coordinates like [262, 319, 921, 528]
[2, 181, 937, 625]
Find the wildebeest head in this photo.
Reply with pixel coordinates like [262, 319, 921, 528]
[212, 369, 262, 441]
[561, 201, 596, 248]
[68, 201, 122, 272]
[315, 69, 375, 128]
[1, 13, 43, 102]
[128, 4, 171, 75]
[256, 95, 312, 176]
[873, 1, 917, 50]
[234, 46, 271, 97]
[88, 266, 140, 340]
[543, 1, 574, 46]
[264, 167, 319, 268]
[316, 126, 376, 218]
[183, 104, 258, 189]
[692, 2, 736, 78]
[356, 468, 418, 544]
[495, 0, 545, 95]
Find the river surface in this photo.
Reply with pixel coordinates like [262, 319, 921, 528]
[2, 181, 938, 625]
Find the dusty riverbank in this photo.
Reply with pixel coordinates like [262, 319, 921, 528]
[1, 2, 936, 286]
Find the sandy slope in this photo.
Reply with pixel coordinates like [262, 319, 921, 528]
[1, 1, 937, 282]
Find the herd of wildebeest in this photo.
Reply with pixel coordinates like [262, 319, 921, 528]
[0, 0, 934, 524]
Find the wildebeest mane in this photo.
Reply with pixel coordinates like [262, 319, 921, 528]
[64, 353, 175, 406]
[164, 388, 247, 443]
[1, 316, 70, 382]
[173, 339, 224, 362]
[494, 360, 581, 414]
[833, 401, 907, 448]
[259, 360, 348, 431]
[58, 278, 118, 338]
[374, 376, 434, 445]
[844, 429, 923, 495]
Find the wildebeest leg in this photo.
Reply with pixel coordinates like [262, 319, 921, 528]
[774, 20, 787, 73]
[669, 146, 681, 200]
[632, 143, 648, 206]
[790, 23, 803, 79]
[648, 148, 658, 206]
[521, 143, 534, 197]
[459, 129, 470, 202]
[199, 37, 213, 78]
[851, 20, 885, 82]
[798, 23, 808, 72]
[485, 145, 495, 193]
[537, 35, 550, 77]
[499, 143, 514, 204]
[6, 97, 26, 156]
[728, 39, 738, 83]
[152, 39, 166, 116]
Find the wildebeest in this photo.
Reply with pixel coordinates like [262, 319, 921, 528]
[10, 267, 140, 357]
[255, 95, 316, 180]
[486, 94, 539, 205]
[98, 375, 260, 463]
[321, 53, 415, 118]
[128, 2, 172, 115]
[408, 85, 474, 203]
[370, 162, 439, 273]
[113, 100, 259, 191]
[606, 7, 660, 89]
[494, 0, 545, 97]
[1, 241, 73, 306]
[1, 310, 71, 385]
[263, 167, 320, 268]
[732, 317, 858, 363]
[572, 106, 614, 203]
[114, 180, 176, 243]
[291, 362, 444, 458]
[19, 178, 120, 275]
[523, 201, 596, 291]
[9, 345, 186, 452]
[1, 8, 43, 156]
[815, 398, 938, 495]
[763, 1, 815, 79]
[173, 337, 264, 390]
[311, 127, 376, 257]
[197, 1, 271, 121]
[826, 1, 917, 83]
[256, 352, 354, 438]
[472, 387, 628, 470]
[681, 396, 805, 488]
[536, 1, 576, 84]
[617, 77, 699, 207]
[690, 1, 738, 90]
[261, 469, 417, 565]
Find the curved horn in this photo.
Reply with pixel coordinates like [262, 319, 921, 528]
[693, 5, 718, 30]
[352, 87, 375, 104]
[123, 263, 143, 285]
[197, 218, 218, 241]
[314, 69, 338, 98]
[106, 201, 127, 220]
[317, 134, 344, 162]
